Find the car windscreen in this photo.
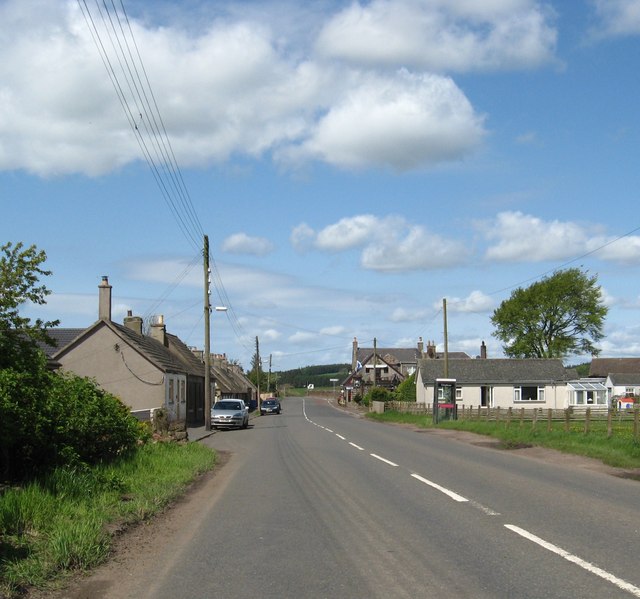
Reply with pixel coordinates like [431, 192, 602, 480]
[214, 402, 241, 410]
[263, 400, 276, 406]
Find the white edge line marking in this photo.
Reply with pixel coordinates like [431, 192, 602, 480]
[411, 473, 468, 502]
[370, 454, 399, 467]
[349, 442, 364, 451]
[505, 524, 640, 597]
[336, 434, 346, 440]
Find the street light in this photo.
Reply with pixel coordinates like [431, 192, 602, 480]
[204, 304, 227, 431]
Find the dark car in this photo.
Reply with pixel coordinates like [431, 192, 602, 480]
[211, 399, 249, 429]
[260, 397, 281, 415]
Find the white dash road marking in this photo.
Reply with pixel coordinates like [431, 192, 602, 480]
[505, 524, 640, 597]
[349, 442, 364, 450]
[325, 428, 333, 433]
[336, 434, 346, 440]
[411, 474, 468, 502]
[371, 454, 399, 467]
[469, 500, 500, 516]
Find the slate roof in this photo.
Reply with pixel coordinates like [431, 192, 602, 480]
[37, 328, 85, 358]
[418, 358, 574, 385]
[589, 358, 640, 377]
[52, 320, 195, 376]
[356, 347, 470, 366]
[607, 373, 640, 386]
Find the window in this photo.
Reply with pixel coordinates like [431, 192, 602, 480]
[455, 387, 463, 400]
[168, 379, 175, 404]
[514, 385, 545, 402]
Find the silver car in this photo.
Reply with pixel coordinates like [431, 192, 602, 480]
[211, 399, 249, 430]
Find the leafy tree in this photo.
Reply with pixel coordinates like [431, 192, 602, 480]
[491, 268, 607, 359]
[394, 372, 416, 402]
[0, 242, 59, 371]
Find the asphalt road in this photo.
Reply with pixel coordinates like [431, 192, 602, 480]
[80, 396, 640, 599]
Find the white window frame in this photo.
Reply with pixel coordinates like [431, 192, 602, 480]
[514, 385, 545, 402]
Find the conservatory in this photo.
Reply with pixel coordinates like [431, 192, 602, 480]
[567, 379, 608, 407]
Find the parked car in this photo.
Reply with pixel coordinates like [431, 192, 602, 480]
[260, 397, 281, 415]
[211, 399, 249, 429]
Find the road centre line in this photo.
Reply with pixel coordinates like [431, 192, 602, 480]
[349, 442, 365, 451]
[411, 474, 468, 503]
[370, 454, 399, 467]
[505, 524, 640, 597]
[335, 434, 346, 440]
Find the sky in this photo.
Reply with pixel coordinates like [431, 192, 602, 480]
[2, 0, 640, 372]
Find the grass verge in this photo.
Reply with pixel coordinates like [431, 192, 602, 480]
[0, 441, 216, 598]
[366, 411, 640, 469]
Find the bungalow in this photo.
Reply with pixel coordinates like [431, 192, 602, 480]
[416, 355, 579, 410]
[49, 276, 206, 425]
[589, 358, 640, 403]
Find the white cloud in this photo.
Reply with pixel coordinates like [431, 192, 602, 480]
[261, 328, 282, 341]
[480, 211, 591, 262]
[479, 211, 640, 264]
[314, 214, 387, 251]
[290, 223, 316, 252]
[361, 224, 469, 271]
[296, 214, 470, 271]
[315, 0, 557, 72]
[320, 325, 347, 336]
[289, 70, 486, 171]
[441, 290, 495, 313]
[390, 307, 430, 323]
[590, 0, 640, 38]
[288, 331, 317, 344]
[588, 235, 640, 263]
[222, 232, 275, 255]
[0, 1, 487, 176]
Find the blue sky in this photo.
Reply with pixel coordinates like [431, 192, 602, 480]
[2, 0, 640, 372]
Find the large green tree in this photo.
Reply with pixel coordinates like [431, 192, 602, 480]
[491, 268, 607, 359]
[0, 242, 59, 371]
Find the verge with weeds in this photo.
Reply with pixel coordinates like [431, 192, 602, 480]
[0, 442, 215, 598]
[366, 411, 640, 469]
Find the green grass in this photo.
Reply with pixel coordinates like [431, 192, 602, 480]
[0, 442, 216, 598]
[367, 411, 640, 469]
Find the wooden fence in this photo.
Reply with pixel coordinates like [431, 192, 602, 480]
[385, 401, 640, 440]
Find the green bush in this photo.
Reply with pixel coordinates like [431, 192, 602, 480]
[0, 365, 141, 480]
[394, 373, 416, 402]
[364, 386, 392, 404]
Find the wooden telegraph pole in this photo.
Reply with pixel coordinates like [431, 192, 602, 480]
[204, 235, 212, 431]
[443, 298, 449, 378]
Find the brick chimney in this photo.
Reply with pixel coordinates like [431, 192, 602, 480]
[417, 337, 424, 356]
[98, 276, 112, 321]
[149, 314, 167, 346]
[426, 340, 436, 359]
[123, 310, 143, 335]
[480, 341, 487, 359]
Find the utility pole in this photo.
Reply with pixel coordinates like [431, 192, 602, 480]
[267, 353, 272, 395]
[372, 337, 377, 412]
[443, 298, 449, 379]
[204, 235, 212, 431]
[255, 336, 261, 413]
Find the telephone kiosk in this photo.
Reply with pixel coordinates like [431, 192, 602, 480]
[433, 378, 458, 424]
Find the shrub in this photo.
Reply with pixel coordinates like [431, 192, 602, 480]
[364, 386, 392, 404]
[394, 373, 416, 402]
[0, 366, 141, 480]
